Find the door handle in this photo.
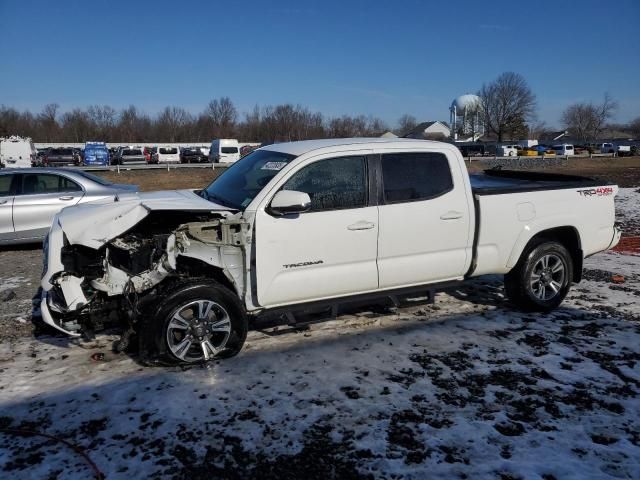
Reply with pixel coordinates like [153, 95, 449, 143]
[347, 221, 375, 231]
[59, 196, 75, 201]
[440, 211, 463, 220]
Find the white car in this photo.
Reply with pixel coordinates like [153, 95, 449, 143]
[497, 145, 518, 157]
[0, 136, 36, 168]
[210, 139, 240, 163]
[553, 144, 575, 156]
[154, 146, 180, 164]
[41, 138, 620, 364]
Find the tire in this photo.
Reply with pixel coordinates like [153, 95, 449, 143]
[142, 280, 248, 365]
[504, 240, 573, 312]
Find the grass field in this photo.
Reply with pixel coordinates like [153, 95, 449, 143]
[93, 156, 640, 192]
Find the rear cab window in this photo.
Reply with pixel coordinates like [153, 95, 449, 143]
[381, 152, 453, 203]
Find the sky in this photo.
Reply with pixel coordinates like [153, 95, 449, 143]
[1, 0, 638, 129]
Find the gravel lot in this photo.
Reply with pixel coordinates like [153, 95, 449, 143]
[0, 189, 637, 479]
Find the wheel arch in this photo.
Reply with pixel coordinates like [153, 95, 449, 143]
[508, 226, 583, 282]
[175, 256, 238, 295]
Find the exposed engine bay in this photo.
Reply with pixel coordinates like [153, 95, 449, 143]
[41, 203, 252, 338]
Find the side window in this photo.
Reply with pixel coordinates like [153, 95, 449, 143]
[0, 175, 13, 196]
[20, 174, 82, 195]
[381, 152, 453, 203]
[282, 156, 367, 211]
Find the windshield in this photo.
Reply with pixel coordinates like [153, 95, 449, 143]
[85, 148, 108, 156]
[201, 149, 296, 210]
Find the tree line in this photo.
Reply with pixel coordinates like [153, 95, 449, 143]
[0, 99, 396, 144]
[477, 72, 639, 142]
[1, 73, 638, 144]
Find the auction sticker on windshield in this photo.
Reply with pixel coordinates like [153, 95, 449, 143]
[261, 161, 288, 170]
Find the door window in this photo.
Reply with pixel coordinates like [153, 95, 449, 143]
[282, 156, 367, 211]
[19, 174, 82, 195]
[0, 175, 13, 196]
[381, 152, 453, 203]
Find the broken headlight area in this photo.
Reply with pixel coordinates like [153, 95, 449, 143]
[44, 211, 251, 337]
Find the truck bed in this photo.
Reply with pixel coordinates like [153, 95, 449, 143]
[470, 169, 606, 195]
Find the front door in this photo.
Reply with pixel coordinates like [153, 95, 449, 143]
[12, 173, 84, 240]
[255, 155, 379, 307]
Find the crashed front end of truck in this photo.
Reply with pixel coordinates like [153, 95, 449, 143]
[40, 193, 251, 343]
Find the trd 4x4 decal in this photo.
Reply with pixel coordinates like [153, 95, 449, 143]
[577, 187, 614, 197]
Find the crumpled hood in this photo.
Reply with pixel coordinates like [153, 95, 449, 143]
[55, 189, 231, 249]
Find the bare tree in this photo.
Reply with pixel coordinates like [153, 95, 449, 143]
[60, 109, 94, 143]
[205, 97, 237, 138]
[478, 72, 536, 142]
[561, 93, 618, 141]
[629, 117, 640, 138]
[396, 114, 418, 135]
[155, 106, 193, 142]
[38, 103, 60, 142]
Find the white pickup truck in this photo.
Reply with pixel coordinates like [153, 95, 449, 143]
[40, 138, 620, 364]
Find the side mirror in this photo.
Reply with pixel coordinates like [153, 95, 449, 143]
[269, 190, 311, 216]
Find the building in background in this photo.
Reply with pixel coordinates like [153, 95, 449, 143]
[402, 121, 451, 140]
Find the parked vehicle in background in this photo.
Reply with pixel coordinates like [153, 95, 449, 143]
[40, 138, 620, 364]
[43, 147, 81, 167]
[0, 168, 138, 245]
[36, 149, 48, 166]
[240, 144, 260, 158]
[82, 142, 110, 166]
[210, 139, 240, 163]
[616, 145, 631, 157]
[113, 147, 146, 165]
[0, 136, 37, 168]
[179, 147, 207, 163]
[143, 147, 157, 164]
[553, 144, 575, 156]
[154, 146, 180, 164]
[599, 143, 615, 154]
[199, 146, 210, 160]
[497, 145, 518, 157]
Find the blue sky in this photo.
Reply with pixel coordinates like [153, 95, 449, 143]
[1, 0, 638, 128]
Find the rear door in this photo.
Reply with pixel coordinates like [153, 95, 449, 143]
[255, 154, 379, 306]
[0, 174, 17, 241]
[12, 173, 85, 239]
[376, 151, 472, 289]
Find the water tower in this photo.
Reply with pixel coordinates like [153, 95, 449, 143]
[449, 94, 483, 141]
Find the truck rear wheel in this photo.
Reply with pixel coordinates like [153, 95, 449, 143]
[144, 280, 247, 365]
[504, 240, 573, 312]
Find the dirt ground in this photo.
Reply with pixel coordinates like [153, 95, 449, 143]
[96, 167, 223, 192]
[90, 157, 640, 192]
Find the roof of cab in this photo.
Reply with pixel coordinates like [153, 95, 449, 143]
[259, 137, 450, 156]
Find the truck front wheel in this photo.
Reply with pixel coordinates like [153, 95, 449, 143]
[504, 241, 573, 311]
[144, 281, 248, 365]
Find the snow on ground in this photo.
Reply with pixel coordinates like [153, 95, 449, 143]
[0, 254, 638, 479]
[616, 188, 640, 236]
[0, 191, 638, 479]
